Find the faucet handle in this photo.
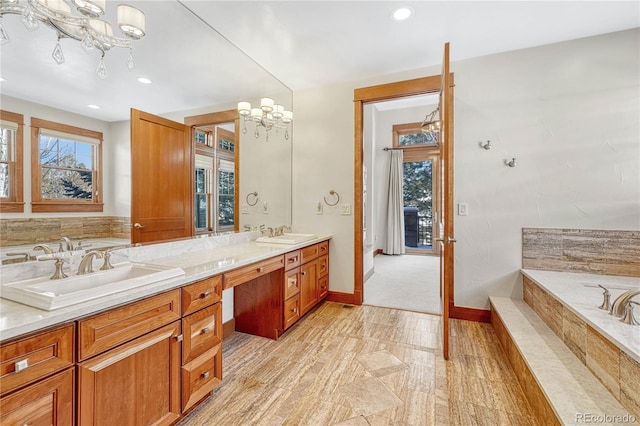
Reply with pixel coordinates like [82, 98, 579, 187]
[597, 285, 611, 311]
[620, 301, 639, 325]
[39, 256, 69, 280]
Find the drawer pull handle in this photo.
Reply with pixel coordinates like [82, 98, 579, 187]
[202, 371, 210, 379]
[176, 334, 183, 342]
[291, 307, 297, 313]
[201, 327, 210, 334]
[15, 359, 29, 372]
[301, 271, 306, 276]
[258, 267, 264, 273]
[200, 292, 209, 299]
[288, 256, 298, 263]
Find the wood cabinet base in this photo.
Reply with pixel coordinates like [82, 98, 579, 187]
[0, 368, 74, 426]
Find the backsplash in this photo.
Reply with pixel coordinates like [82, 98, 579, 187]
[0, 217, 131, 246]
[522, 228, 640, 277]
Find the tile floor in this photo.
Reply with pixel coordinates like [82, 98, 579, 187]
[179, 302, 535, 425]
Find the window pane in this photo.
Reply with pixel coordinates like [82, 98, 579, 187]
[195, 169, 206, 193]
[218, 169, 235, 227]
[195, 130, 207, 144]
[0, 128, 14, 161]
[0, 163, 8, 198]
[41, 168, 93, 199]
[399, 132, 437, 146]
[403, 160, 433, 247]
[218, 137, 235, 153]
[195, 194, 208, 229]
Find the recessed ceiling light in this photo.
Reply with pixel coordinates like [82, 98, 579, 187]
[137, 77, 152, 84]
[88, 104, 100, 109]
[392, 7, 414, 21]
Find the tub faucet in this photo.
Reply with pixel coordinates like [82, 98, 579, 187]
[33, 244, 54, 255]
[620, 301, 639, 325]
[597, 285, 611, 311]
[59, 237, 73, 252]
[610, 289, 640, 317]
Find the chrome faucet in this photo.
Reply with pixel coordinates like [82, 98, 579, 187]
[597, 285, 611, 311]
[620, 301, 639, 325]
[610, 288, 640, 317]
[77, 251, 103, 275]
[38, 256, 68, 280]
[33, 244, 54, 255]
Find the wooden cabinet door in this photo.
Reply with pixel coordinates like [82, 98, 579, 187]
[0, 368, 73, 426]
[77, 321, 181, 426]
[131, 109, 193, 244]
[299, 260, 318, 316]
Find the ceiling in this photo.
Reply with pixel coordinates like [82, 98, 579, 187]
[1, 1, 638, 122]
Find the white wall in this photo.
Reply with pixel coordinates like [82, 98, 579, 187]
[292, 29, 640, 307]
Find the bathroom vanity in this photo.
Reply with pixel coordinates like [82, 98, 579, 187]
[0, 233, 331, 425]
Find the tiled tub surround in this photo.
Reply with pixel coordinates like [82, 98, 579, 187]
[522, 269, 640, 419]
[0, 231, 331, 342]
[522, 228, 640, 277]
[0, 216, 131, 247]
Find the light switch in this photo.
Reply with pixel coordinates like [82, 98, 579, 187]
[263, 201, 269, 214]
[241, 204, 249, 214]
[316, 201, 323, 215]
[341, 204, 351, 215]
[458, 203, 469, 216]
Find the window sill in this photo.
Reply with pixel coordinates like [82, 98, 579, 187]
[0, 201, 25, 213]
[32, 202, 104, 213]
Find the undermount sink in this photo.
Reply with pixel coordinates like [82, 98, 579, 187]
[0, 263, 185, 311]
[255, 233, 317, 245]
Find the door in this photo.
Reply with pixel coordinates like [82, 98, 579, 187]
[438, 42, 454, 360]
[131, 109, 193, 244]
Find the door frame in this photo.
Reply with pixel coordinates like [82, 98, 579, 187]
[353, 74, 454, 305]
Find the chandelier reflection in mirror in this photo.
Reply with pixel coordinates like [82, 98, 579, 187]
[0, 0, 145, 79]
[420, 106, 441, 145]
[237, 98, 293, 142]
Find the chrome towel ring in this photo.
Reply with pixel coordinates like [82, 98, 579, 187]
[324, 190, 340, 206]
[246, 191, 259, 206]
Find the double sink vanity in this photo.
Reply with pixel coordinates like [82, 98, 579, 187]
[0, 231, 331, 425]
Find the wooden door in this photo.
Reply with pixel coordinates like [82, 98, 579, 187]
[439, 42, 454, 360]
[299, 260, 318, 316]
[131, 109, 193, 244]
[77, 321, 181, 426]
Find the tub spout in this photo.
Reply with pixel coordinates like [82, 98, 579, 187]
[610, 289, 640, 317]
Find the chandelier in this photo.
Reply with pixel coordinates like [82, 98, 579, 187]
[420, 106, 440, 145]
[0, 0, 145, 79]
[237, 98, 293, 142]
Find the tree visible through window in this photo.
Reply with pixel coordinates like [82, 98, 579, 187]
[0, 110, 24, 213]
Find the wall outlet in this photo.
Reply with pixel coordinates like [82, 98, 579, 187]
[341, 204, 351, 215]
[458, 203, 469, 216]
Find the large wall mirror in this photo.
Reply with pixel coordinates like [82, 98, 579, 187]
[0, 0, 293, 248]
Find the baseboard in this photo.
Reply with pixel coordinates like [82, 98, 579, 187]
[222, 318, 235, 339]
[374, 249, 383, 256]
[326, 291, 357, 305]
[449, 303, 491, 323]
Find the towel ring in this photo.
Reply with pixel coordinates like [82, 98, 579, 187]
[246, 191, 259, 206]
[324, 190, 340, 206]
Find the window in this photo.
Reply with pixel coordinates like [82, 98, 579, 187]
[31, 118, 103, 212]
[0, 110, 24, 213]
[193, 124, 237, 233]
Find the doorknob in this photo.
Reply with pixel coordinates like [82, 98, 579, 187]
[446, 237, 457, 244]
[133, 223, 145, 229]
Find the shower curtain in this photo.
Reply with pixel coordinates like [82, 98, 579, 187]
[383, 150, 405, 255]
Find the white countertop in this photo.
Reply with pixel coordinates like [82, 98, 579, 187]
[0, 233, 331, 342]
[521, 269, 640, 363]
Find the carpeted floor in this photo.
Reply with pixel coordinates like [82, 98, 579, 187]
[363, 254, 441, 314]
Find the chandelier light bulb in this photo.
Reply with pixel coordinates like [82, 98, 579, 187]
[73, 0, 105, 18]
[237, 102, 251, 116]
[238, 98, 293, 142]
[250, 108, 262, 119]
[272, 104, 284, 119]
[117, 4, 145, 39]
[282, 110, 293, 124]
[260, 97, 274, 112]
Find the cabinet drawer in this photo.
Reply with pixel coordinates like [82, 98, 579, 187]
[182, 275, 222, 316]
[284, 268, 300, 300]
[0, 367, 74, 426]
[181, 344, 222, 412]
[300, 244, 319, 264]
[223, 256, 284, 290]
[78, 289, 181, 361]
[0, 324, 74, 396]
[283, 294, 300, 330]
[284, 250, 300, 271]
[318, 254, 329, 277]
[318, 275, 329, 300]
[318, 240, 329, 257]
[182, 303, 221, 364]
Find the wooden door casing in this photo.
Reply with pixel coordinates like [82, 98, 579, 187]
[131, 109, 193, 244]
